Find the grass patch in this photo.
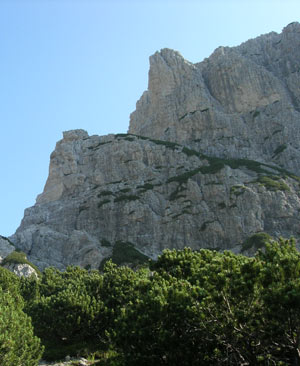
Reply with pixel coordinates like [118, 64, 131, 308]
[2, 251, 41, 276]
[256, 176, 290, 191]
[230, 185, 246, 196]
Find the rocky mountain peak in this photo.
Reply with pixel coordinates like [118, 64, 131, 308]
[129, 23, 300, 174]
[6, 23, 300, 270]
[283, 21, 300, 33]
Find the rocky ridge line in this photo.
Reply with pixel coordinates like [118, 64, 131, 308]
[6, 23, 300, 270]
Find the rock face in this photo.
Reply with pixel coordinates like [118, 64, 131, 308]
[0, 236, 15, 263]
[2, 263, 38, 278]
[129, 22, 300, 174]
[9, 23, 300, 270]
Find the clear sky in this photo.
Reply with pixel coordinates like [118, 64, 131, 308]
[0, 0, 299, 237]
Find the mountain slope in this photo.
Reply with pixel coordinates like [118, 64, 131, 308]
[9, 23, 300, 270]
[129, 22, 300, 174]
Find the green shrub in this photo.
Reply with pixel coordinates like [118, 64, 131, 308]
[111, 241, 149, 266]
[242, 232, 273, 252]
[167, 168, 201, 184]
[24, 266, 105, 360]
[0, 286, 43, 365]
[256, 175, 290, 191]
[0, 265, 21, 294]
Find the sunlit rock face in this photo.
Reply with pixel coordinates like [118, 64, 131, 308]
[2, 263, 38, 278]
[10, 23, 300, 270]
[0, 236, 14, 263]
[129, 22, 300, 174]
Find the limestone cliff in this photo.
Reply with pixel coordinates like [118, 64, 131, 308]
[0, 236, 14, 263]
[129, 22, 300, 174]
[9, 23, 300, 270]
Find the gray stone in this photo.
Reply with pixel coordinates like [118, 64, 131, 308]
[0, 236, 15, 263]
[3, 263, 38, 278]
[9, 23, 300, 270]
[9, 131, 300, 269]
[129, 23, 300, 175]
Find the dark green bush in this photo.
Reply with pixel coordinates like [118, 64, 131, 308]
[22, 266, 105, 360]
[14, 239, 300, 365]
[0, 267, 43, 365]
[242, 232, 273, 251]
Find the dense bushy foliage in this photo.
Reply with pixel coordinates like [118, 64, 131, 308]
[2, 238, 300, 365]
[21, 266, 106, 360]
[112, 239, 300, 365]
[0, 267, 43, 366]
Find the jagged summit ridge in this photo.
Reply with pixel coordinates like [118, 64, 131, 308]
[129, 22, 300, 175]
[7, 23, 300, 270]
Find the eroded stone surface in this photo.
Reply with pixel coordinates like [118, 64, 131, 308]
[129, 23, 300, 174]
[2, 263, 38, 278]
[9, 23, 300, 270]
[0, 236, 15, 263]
[10, 132, 300, 270]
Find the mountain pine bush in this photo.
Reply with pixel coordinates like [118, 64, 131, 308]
[0, 267, 43, 365]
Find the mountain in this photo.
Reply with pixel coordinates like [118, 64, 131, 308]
[8, 22, 300, 270]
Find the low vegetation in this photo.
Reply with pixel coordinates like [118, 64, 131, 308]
[114, 195, 139, 203]
[242, 232, 273, 251]
[256, 175, 290, 191]
[0, 267, 43, 366]
[2, 238, 300, 365]
[2, 250, 41, 276]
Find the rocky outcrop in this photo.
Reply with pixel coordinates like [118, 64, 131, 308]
[0, 236, 15, 263]
[2, 262, 38, 278]
[129, 22, 300, 174]
[10, 131, 300, 270]
[9, 23, 300, 270]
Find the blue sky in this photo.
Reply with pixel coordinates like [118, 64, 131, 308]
[0, 0, 299, 236]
